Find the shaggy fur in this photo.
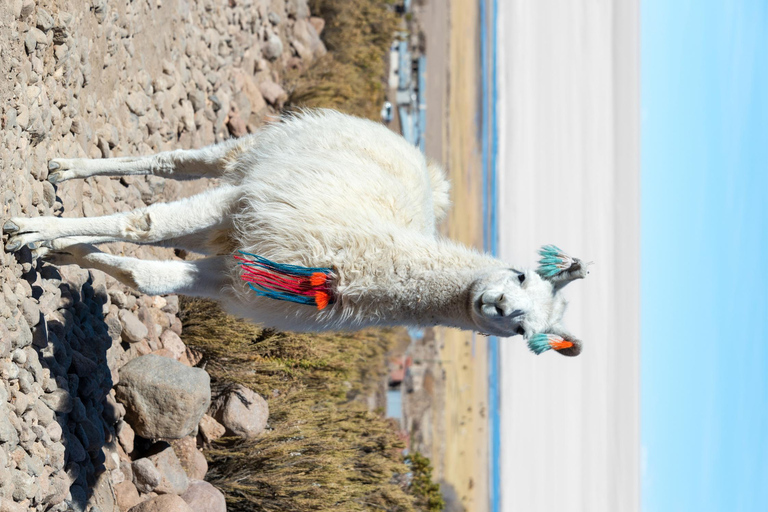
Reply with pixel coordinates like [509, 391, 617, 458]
[3, 110, 587, 355]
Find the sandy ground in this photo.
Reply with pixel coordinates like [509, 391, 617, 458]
[496, 2, 641, 511]
[422, 0, 490, 510]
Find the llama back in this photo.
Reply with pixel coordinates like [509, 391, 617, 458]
[224, 110, 450, 260]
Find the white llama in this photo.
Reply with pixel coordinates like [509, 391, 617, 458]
[3, 110, 588, 356]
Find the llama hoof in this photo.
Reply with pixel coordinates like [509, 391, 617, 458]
[48, 171, 62, 184]
[48, 160, 60, 171]
[3, 220, 19, 234]
[4, 237, 23, 252]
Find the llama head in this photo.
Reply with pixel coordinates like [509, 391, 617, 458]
[469, 245, 589, 356]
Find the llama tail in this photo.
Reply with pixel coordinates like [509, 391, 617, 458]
[527, 334, 574, 355]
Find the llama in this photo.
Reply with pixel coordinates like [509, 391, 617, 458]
[3, 110, 589, 356]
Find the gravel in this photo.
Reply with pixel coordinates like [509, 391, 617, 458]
[0, 0, 324, 508]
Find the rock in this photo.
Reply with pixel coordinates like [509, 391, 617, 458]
[309, 16, 325, 35]
[117, 420, 135, 454]
[259, 80, 287, 106]
[127, 495, 193, 512]
[126, 91, 151, 116]
[181, 480, 226, 512]
[211, 385, 269, 439]
[197, 414, 225, 444]
[287, 0, 310, 19]
[108, 289, 129, 308]
[159, 329, 185, 360]
[40, 388, 73, 413]
[262, 33, 283, 61]
[19, 0, 35, 19]
[0, 405, 19, 446]
[148, 445, 189, 495]
[37, 9, 55, 31]
[132, 457, 161, 493]
[170, 436, 207, 481]
[227, 114, 247, 137]
[115, 354, 211, 439]
[119, 309, 149, 343]
[114, 481, 142, 511]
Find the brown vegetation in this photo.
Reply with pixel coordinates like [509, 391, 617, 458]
[180, 298, 420, 511]
[285, 0, 400, 119]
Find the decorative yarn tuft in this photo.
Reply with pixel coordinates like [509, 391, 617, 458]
[234, 251, 336, 310]
[527, 333, 574, 355]
[536, 244, 576, 278]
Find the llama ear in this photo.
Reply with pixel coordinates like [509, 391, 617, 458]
[527, 330, 582, 357]
[536, 245, 590, 291]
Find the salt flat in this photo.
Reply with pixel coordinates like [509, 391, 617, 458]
[496, 2, 641, 511]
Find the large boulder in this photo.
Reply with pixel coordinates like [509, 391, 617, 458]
[211, 385, 269, 439]
[115, 355, 211, 439]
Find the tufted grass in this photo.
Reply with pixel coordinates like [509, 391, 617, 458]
[179, 298, 441, 511]
[284, 0, 400, 119]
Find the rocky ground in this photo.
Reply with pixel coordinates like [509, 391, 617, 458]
[0, 0, 325, 510]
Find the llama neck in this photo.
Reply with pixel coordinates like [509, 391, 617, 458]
[336, 234, 505, 330]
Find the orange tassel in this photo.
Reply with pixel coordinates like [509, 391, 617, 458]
[310, 272, 327, 287]
[315, 291, 330, 310]
[549, 339, 574, 351]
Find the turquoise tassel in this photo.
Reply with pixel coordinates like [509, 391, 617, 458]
[527, 334, 553, 355]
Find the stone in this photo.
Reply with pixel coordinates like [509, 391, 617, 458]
[148, 445, 189, 495]
[119, 309, 149, 343]
[126, 91, 151, 116]
[181, 480, 226, 512]
[262, 33, 283, 61]
[259, 80, 287, 106]
[309, 16, 325, 35]
[114, 481, 142, 511]
[127, 494, 193, 512]
[159, 329, 185, 360]
[197, 414, 225, 444]
[115, 355, 211, 439]
[117, 420, 135, 454]
[132, 457, 161, 493]
[170, 436, 207, 480]
[0, 405, 20, 446]
[227, 113, 248, 137]
[40, 388, 73, 413]
[212, 385, 269, 439]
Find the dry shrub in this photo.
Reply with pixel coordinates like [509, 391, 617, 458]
[285, 0, 399, 119]
[179, 298, 418, 511]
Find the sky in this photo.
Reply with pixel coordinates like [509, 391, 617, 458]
[642, 1, 768, 511]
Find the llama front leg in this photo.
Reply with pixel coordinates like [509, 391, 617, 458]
[42, 242, 229, 298]
[47, 136, 254, 183]
[3, 185, 242, 253]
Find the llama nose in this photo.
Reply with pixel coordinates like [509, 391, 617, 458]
[482, 291, 504, 305]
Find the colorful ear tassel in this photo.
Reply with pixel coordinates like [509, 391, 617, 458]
[536, 245, 575, 278]
[235, 251, 335, 310]
[527, 333, 574, 355]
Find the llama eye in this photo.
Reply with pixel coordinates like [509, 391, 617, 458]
[516, 326, 525, 336]
[518, 273, 526, 284]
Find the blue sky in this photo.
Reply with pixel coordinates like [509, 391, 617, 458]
[642, 1, 768, 511]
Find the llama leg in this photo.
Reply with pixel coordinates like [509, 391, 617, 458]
[3, 185, 242, 252]
[42, 242, 229, 298]
[29, 231, 221, 257]
[46, 136, 253, 183]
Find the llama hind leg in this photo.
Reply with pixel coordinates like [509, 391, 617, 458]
[41, 242, 230, 298]
[46, 136, 254, 183]
[3, 185, 242, 253]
